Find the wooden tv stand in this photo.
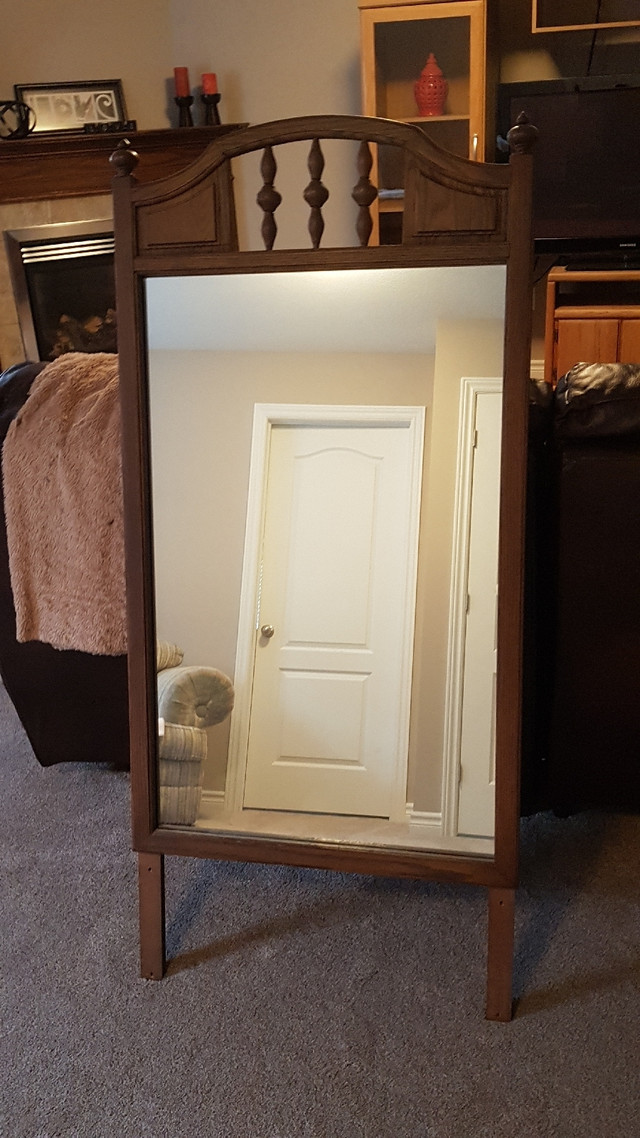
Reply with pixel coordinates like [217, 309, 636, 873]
[544, 265, 640, 385]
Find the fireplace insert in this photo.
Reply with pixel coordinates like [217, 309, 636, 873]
[4, 218, 116, 361]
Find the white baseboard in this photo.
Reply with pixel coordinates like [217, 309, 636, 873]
[201, 790, 443, 829]
[201, 789, 225, 806]
[405, 803, 442, 829]
[530, 358, 545, 380]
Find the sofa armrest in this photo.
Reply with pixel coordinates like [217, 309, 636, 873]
[156, 665, 234, 729]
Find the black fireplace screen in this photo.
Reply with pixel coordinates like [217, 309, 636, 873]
[4, 220, 117, 362]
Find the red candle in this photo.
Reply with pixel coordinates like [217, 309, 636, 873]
[173, 67, 190, 97]
[202, 72, 218, 95]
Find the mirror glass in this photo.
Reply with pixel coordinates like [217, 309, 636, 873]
[145, 263, 506, 856]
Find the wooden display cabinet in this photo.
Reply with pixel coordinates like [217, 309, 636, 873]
[545, 266, 640, 385]
[359, 0, 492, 243]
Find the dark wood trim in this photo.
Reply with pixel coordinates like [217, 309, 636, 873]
[131, 243, 511, 277]
[138, 853, 166, 979]
[126, 116, 511, 211]
[112, 171, 159, 849]
[0, 125, 245, 205]
[493, 148, 535, 889]
[134, 826, 510, 887]
[486, 887, 516, 1021]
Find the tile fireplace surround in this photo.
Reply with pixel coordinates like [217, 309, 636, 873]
[0, 126, 242, 370]
[0, 194, 112, 368]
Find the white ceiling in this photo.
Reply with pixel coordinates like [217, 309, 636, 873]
[145, 265, 506, 354]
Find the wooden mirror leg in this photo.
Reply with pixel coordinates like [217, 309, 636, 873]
[485, 887, 515, 1022]
[138, 852, 166, 980]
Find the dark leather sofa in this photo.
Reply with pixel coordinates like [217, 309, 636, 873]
[547, 363, 640, 814]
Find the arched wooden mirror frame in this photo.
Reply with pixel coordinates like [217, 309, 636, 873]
[112, 114, 535, 1021]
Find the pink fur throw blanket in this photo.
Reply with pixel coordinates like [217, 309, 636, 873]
[2, 352, 126, 655]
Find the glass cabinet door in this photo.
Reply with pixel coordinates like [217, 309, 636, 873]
[359, 0, 488, 243]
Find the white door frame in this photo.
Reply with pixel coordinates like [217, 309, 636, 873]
[225, 403, 425, 820]
[441, 378, 502, 839]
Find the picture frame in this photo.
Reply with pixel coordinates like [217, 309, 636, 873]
[13, 80, 127, 135]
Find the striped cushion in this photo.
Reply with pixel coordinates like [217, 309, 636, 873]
[158, 721, 207, 763]
[156, 640, 184, 670]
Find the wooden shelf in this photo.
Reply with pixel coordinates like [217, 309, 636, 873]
[404, 114, 471, 124]
[532, 0, 640, 33]
[553, 305, 640, 319]
[549, 268, 640, 283]
[0, 125, 246, 205]
[533, 18, 640, 32]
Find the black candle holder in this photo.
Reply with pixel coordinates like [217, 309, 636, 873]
[174, 95, 194, 128]
[201, 92, 221, 126]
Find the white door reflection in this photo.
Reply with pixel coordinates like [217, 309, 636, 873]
[234, 406, 424, 821]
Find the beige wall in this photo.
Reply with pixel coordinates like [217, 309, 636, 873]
[1, 1, 174, 130]
[2, 0, 361, 136]
[168, 0, 361, 125]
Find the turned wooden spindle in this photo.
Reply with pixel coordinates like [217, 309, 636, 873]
[303, 138, 329, 249]
[256, 145, 282, 251]
[351, 141, 378, 248]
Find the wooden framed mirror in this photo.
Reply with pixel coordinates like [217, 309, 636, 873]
[112, 113, 535, 1020]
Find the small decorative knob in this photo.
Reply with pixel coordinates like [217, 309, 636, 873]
[507, 111, 539, 156]
[109, 138, 139, 178]
[260, 624, 275, 639]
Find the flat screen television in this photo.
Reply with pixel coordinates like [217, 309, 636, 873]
[496, 76, 640, 265]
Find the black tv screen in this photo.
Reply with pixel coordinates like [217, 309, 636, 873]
[497, 76, 640, 261]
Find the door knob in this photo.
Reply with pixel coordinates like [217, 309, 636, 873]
[260, 624, 275, 638]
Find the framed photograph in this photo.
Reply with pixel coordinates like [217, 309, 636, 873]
[14, 80, 127, 134]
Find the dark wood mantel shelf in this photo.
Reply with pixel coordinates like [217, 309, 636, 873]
[0, 125, 247, 206]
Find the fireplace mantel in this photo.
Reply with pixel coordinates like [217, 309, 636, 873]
[0, 125, 245, 205]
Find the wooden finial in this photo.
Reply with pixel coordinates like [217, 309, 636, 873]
[109, 138, 140, 178]
[507, 111, 538, 155]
